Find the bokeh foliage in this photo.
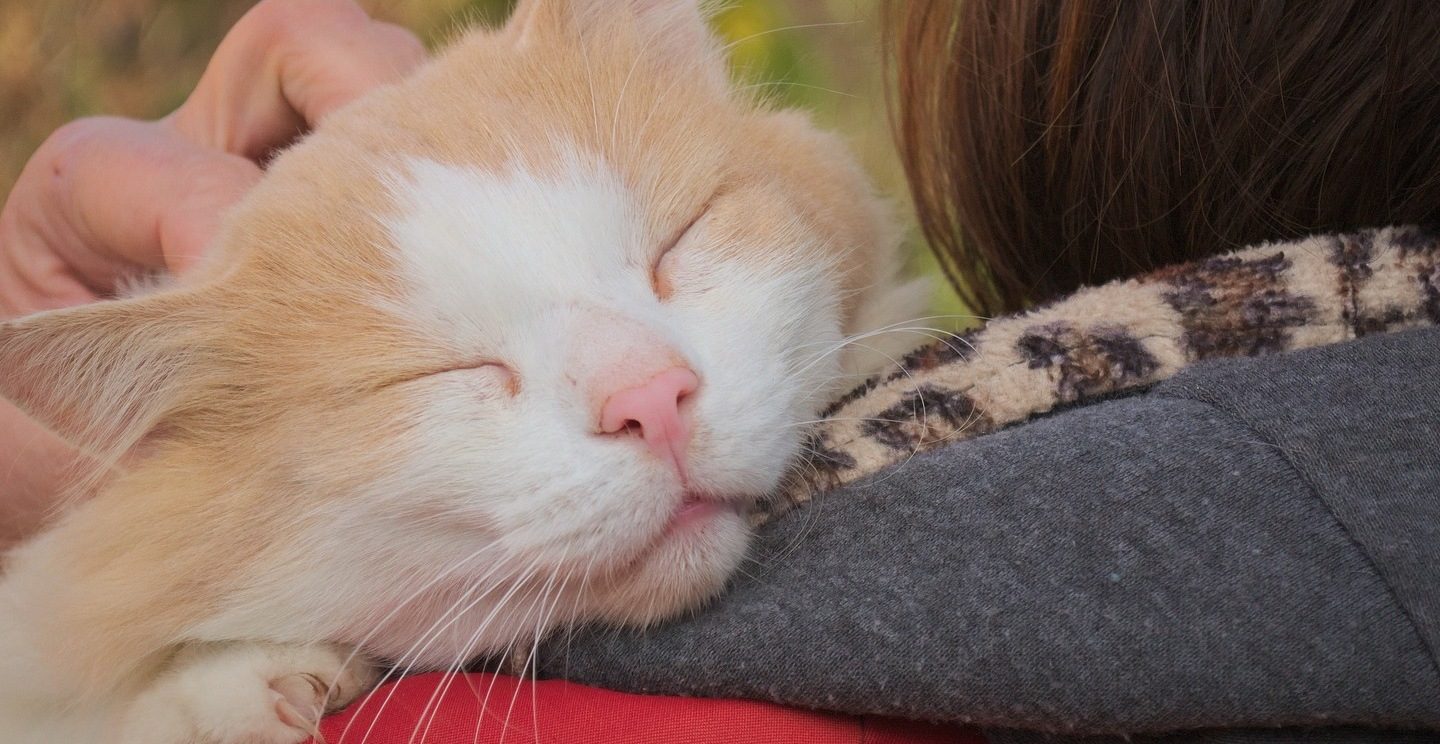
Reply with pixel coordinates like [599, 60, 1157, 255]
[0, 0, 963, 315]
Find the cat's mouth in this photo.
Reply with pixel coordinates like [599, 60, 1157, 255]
[665, 492, 737, 533]
[578, 489, 753, 628]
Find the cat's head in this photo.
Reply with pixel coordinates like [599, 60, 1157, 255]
[0, 0, 912, 666]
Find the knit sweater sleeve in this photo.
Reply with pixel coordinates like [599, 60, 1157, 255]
[535, 326, 1440, 741]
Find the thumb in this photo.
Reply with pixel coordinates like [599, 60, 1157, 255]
[29, 117, 260, 284]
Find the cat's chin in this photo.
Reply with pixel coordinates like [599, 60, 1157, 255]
[584, 504, 752, 627]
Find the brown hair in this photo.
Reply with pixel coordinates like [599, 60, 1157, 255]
[889, 0, 1440, 317]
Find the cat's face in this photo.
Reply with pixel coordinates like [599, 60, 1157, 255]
[0, 0, 902, 667]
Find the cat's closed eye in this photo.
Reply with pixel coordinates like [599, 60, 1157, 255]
[652, 204, 710, 301]
[437, 361, 520, 396]
[390, 360, 519, 397]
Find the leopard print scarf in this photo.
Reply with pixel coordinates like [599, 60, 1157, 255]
[766, 225, 1440, 521]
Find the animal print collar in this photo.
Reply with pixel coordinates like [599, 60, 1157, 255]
[768, 225, 1440, 520]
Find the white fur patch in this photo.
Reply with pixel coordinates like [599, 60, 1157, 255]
[383, 153, 653, 348]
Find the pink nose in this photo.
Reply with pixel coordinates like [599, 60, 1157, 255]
[598, 367, 699, 480]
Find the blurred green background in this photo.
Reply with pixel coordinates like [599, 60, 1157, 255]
[0, 0, 962, 315]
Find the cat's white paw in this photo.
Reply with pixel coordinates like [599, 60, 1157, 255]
[119, 642, 377, 744]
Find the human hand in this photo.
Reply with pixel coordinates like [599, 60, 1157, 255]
[0, 0, 426, 546]
[0, 0, 426, 316]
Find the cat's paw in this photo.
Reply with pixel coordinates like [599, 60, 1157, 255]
[119, 642, 377, 744]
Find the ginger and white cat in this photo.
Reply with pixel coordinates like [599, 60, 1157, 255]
[0, 1, 923, 741]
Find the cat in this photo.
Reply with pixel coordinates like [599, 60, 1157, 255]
[0, 1, 924, 741]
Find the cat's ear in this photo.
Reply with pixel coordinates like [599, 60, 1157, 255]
[511, 0, 724, 80]
[0, 291, 207, 456]
[588, 0, 717, 54]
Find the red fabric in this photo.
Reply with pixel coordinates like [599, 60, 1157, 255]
[316, 672, 979, 744]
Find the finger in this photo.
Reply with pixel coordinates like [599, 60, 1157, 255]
[13, 117, 260, 288]
[167, 0, 427, 160]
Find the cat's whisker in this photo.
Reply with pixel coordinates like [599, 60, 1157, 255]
[345, 573, 499, 744]
[555, 552, 600, 688]
[406, 561, 550, 742]
[767, 321, 983, 416]
[578, 34, 603, 154]
[632, 59, 695, 152]
[760, 381, 932, 574]
[521, 557, 573, 743]
[786, 315, 980, 372]
[393, 560, 544, 744]
[783, 330, 961, 405]
[408, 581, 520, 744]
[413, 636, 490, 744]
[783, 415, 918, 429]
[608, 4, 675, 157]
[490, 562, 562, 744]
[791, 313, 986, 352]
[718, 20, 860, 55]
[406, 667, 462, 744]
[878, 325, 980, 357]
[608, 54, 644, 157]
[738, 342, 870, 419]
[763, 437, 872, 571]
[426, 552, 568, 744]
[471, 632, 525, 744]
[450, 568, 552, 744]
[468, 562, 564, 744]
[729, 552, 764, 583]
[782, 338, 929, 485]
[859, 390, 990, 493]
[739, 80, 858, 99]
[766, 485, 825, 568]
[781, 326, 909, 385]
[322, 541, 503, 715]
[350, 558, 536, 744]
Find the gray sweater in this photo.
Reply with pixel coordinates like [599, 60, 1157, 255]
[537, 326, 1440, 743]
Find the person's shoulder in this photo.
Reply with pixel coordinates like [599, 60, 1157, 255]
[1152, 324, 1440, 411]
